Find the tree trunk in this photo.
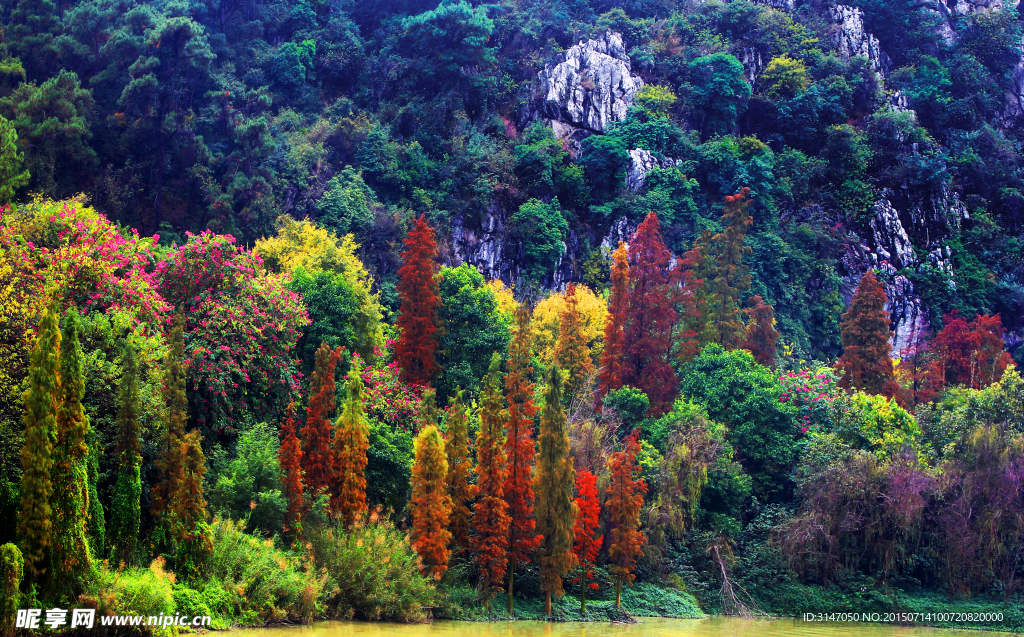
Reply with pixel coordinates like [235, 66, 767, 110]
[581, 585, 587, 613]
[545, 589, 551, 618]
[507, 562, 515, 614]
[616, 579, 622, 607]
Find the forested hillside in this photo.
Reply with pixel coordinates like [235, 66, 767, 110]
[0, 0, 1023, 628]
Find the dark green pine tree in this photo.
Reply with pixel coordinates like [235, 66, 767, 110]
[108, 343, 142, 565]
[17, 302, 60, 584]
[51, 308, 92, 594]
[533, 366, 577, 618]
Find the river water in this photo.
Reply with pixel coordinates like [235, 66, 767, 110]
[228, 618, 1020, 637]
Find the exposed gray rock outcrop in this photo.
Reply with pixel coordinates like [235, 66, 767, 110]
[829, 5, 890, 76]
[534, 32, 644, 145]
[626, 149, 681, 191]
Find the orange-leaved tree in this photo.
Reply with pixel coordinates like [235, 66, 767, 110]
[331, 368, 369, 526]
[597, 242, 629, 402]
[741, 295, 780, 367]
[395, 215, 442, 387]
[556, 283, 594, 401]
[533, 366, 577, 618]
[623, 212, 678, 415]
[151, 317, 187, 554]
[172, 429, 212, 579]
[571, 469, 602, 613]
[504, 306, 539, 613]
[303, 343, 343, 498]
[278, 402, 304, 535]
[472, 354, 510, 612]
[835, 271, 896, 397]
[445, 388, 476, 557]
[606, 428, 648, 607]
[411, 424, 452, 580]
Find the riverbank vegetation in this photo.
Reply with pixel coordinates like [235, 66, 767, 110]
[1, 0, 1024, 631]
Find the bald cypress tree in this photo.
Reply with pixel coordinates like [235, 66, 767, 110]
[556, 283, 594, 402]
[836, 271, 895, 396]
[51, 308, 92, 592]
[304, 343, 342, 499]
[410, 424, 452, 580]
[534, 366, 577, 618]
[151, 318, 187, 552]
[331, 368, 369, 526]
[445, 389, 476, 557]
[108, 342, 142, 565]
[18, 301, 60, 584]
[706, 188, 753, 349]
[598, 243, 629, 401]
[279, 403, 304, 535]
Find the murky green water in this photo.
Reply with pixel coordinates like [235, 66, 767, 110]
[228, 617, 1020, 637]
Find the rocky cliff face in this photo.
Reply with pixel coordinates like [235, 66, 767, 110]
[532, 32, 644, 146]
[829, 5, 891, 76]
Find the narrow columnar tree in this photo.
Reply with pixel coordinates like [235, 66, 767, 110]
[151, 318, 187, 549]
[472, 354, 510, 612]
[278, 402, 304, 535]
[18, 301, 60, 583]
[675, 231, 711, 366]
[706, 188, 753, 349]
[331, 368, 369, 526]
[597, 242, 629, 401]
[395, 215, 442, 386]
[571, 469, 602, 613]
[172, 429, 212, 579]
[445, 389, 476, 557]
[741, 296, 780, 368]
[534, 366, 577, 618]
[556, 283, 594, 401]
[303, 343, 342, 498]
[108, 342, 142, 566]
[623, 212, 678, 415]
[606, 428, 648, 607]
[836, 271, 896, 397]
[504, 307, 539, 613]
[411, 425, 452, 580]
[51, 308, 92, 591]
[0, 543, 23, 637]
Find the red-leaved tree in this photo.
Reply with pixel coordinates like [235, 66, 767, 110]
[741, 295, 780, 368]
[836, 271, 896, 397]
[623, 212, 678, 415]
[675, 231, 711, 365]
[395, 215, 442, 387]
[472, 355, 511, 612]
[597, 242, 629, 402]
[571, 469, 602, 613]
[933, 311, 1015, 389]
[302, 343, 343, 498]
[606, 428, 648, 607]
[504, 306, 540, 613]
[278, 402, 304, 535]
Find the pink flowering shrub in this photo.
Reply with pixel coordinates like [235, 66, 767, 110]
[778, 367, 840, 436]
[156, 231, 310, 435]
[0, 199, 167, 326]
[354, 342, 423, 433]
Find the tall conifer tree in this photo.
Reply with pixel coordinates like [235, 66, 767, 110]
[303, 343, 341, 498]
[395, 215, 442, 386]
[675, 231, 711, 365]
[555, 283, 594, 401]
[331, 368, 369, 526]
[623, 212, 678, 415]
[597, 243, 629, 401]
[445, 389, 476, 557]
[504, 307, 539, 613]
[152, 318, 187, 549]
[172, 429, 212, 579]
[410, 425, 452, 579]
[836, 271, 895, 396]
[571, 469, 602, 613]
[18, 301, 60, 583]
[706, 188, 753, 349]
[279, 403, 304, 535]
[51, 308, 92, 591]
[472, 355, 510, 612]
[534, 366, 577, 618]
[108, 342, 142, 566]
[606, 429, 647, 607]
[741, 296, 780, 367]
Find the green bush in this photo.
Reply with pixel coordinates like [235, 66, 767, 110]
[88, 558, 175, 619]
[201, 517, 323, 626]
[306, 514, 436, 622]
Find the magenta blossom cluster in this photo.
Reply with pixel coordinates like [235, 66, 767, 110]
[354, 346, 423, 433]
[779, 367, 840, 435]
